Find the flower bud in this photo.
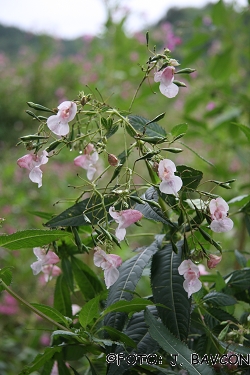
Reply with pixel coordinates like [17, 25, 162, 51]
[169, 58, 180, 66]
[207, 254, 222, 269]
[108, 153, 119, 167]
[152, 162, 159, 172]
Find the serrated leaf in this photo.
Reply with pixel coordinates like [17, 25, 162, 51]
[0, 230, 70, 250]
[79, 296, 100, 328]
[45, 196, 117, 227]
[100, 326, 136, 348]
[151, 241, 191, 341]
[19, 347, 62, 375]
[104, 236, 164, 331]
[226, 269, 250, 290]
[171, 123, 188, 137]
[31, 303, 69, 326]
[176, 165, 203, 191]
[145, 309, 215, 375]
[135, 187, 177, 227]
[71, 256, 104, 300]
[202, 292, 237, 306]
[203, 307, 238, 329]
[128, 114, 167, 137]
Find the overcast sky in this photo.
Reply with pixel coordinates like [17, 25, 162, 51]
[0, 0, 247, 39]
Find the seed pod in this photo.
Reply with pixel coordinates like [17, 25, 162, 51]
[108, 153, 119, 167]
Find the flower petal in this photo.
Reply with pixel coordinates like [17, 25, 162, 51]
[183, 278, 202, 298]
[104, 267, 119, 288]
[159, 175, 182, 196]
[159, 82, 179, 98]
[115, 227, 126, 242]
[47, 115, 69, 136]
[29, 166, 43, 188]
[210, 218, 234, 233]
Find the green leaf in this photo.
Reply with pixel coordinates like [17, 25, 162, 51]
[171, 123, 188, 138]
[0, 267, 12, 292]
[198, 227, 222, 252]
[128, 114, 167, 138]
[51, 330, 79, 340]
[226, 269, 250, 290]
[61, 258, 74, 292]
[203, 307, 238, 329]
[0, 229, 70, 250]
[232, 122, 250, 142]
[234, 250, 247, 268]
[102, 298, 154, 317]
[45, 195, 117, 227]
[31, 303, 69, 325]
[217, 339, 250, 355]
[100, 326, 136, 348]
[145, 309, 215, 375]
[71, 256, 104, 300]
[28, 211, 53, 220]
[134, 187, 177, 227]
[176, 165, 203, 191]
[104, 236, 164, 331]
[151, 241, 191, 341]
[79, 295, 100, 328]
[54, 275, 72, 317]
[202, 292, 237, 306]
[19, 347, 62, 375]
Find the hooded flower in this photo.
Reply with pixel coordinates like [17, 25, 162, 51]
[178, 259, 202, 298]
[207, 254, 222, 269]
[74, 143, 99, 180]
[158, 159, 183, 196]
[154, 66, 179, 98]
[17, 150, 48, 188]
[93, 247, 122, 288]
[209, 197, 234, 233]
[109, 206, 143, 242]
[31, 247, 60, 276]
[47, 101, 77, 136]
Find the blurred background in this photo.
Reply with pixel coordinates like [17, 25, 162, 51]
[0, 0, 250, 373]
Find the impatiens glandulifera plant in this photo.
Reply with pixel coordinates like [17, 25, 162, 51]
[1, 39, 250, 375]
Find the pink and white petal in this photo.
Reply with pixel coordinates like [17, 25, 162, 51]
[161, 66, 175, 86]
[109, 207, 122, 222]
[183, 278, 202, 298]
[210, 218, 234, 233]
[44, 250, 60, 265]
[178, 259, 200, 276]
[29, 166, 43, 188]
[90, 151, 99, 164]
[93, 248, 107, 268]
[86, 165, 97, 180]
[158, 159, 176, 180]
[104, 267, 119, 288]
[159, 82, 179, 98]
[58, 101, 77, 122]
[108, 254, 122, 268]
[159, 175, 182, 196]
[33, 247, 46, 260]
[115, 227, 126, 242]
[47, 115, 69, 136]
[39, 150, 49, 166]
[30, 260, 43, 275]
[154, 71, 163, 83]
[17, 154, 34, 170]
[74, 155, 88, 168]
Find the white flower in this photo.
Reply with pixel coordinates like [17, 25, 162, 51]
[154, 66, 179, 98]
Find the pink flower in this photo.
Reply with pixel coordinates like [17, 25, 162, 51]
[178, 259, 202, 298]
[17, 150, 48, 188]
[42, 264, 61, 282]
[31, 247, 60, 275]
[209, 197, 234, 233]
[158, 159, 183, 196]
[207, 254, 222, 269]
[0, 292, 19, 315]
[93, 247, 122, 288]
[154, 66, 179, 98]
[109, 206, 143, 242]
[47, 101, 77, 136]
[74, 143, 99, 180]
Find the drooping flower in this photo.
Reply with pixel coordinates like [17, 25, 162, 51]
[30, 247, 60, 276]
[93, 247, 122, 288]
[109, 206, 143, 242]
[154, 66, 179, 98]
[209, 197, 234, 233]
[47, 101, 77, 136]
[17, 150, 48, 188]
[41, 264, 62, 282]
[207, 254, 222, 269]
[178, 259, 202, 298]
[74, 143, 99, 180]
[158, 159, 183, 196]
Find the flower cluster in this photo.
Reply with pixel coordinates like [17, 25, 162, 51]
[30, 247, 61, 282]
[93, 247, 122, 288]
[178, 259, 202, 298]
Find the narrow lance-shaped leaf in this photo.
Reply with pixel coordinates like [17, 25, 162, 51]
[0, 229, 70, 250]
[19, 347, 62, 375]
[145, 309, 215, 375]
[151, 241, 191, 341]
